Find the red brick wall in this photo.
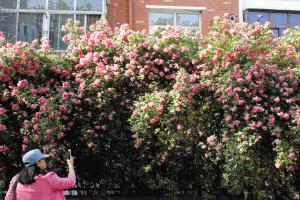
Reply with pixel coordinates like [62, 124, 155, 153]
[107, 0, 239, 35]
[107, 0, 129, 30]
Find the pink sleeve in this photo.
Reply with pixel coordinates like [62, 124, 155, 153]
[47, 172, 76, 190]
[4, 175, 18, 200]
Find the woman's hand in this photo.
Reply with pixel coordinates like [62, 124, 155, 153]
[67, 155, 74, 167]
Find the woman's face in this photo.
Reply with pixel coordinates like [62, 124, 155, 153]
[37, 159, 47, 170]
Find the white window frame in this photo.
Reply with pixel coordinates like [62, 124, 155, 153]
[146, 5, 206, 34]
[0, 0, 107, 51]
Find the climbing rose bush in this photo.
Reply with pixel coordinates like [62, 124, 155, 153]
[0, 15, 299, 199]
[130, 16, 299, 199]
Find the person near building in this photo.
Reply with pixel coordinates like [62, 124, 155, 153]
[4, 149, 76, 200]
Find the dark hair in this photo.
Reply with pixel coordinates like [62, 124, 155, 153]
[18, 164, 41, 185]
[10, 162, 47, 199]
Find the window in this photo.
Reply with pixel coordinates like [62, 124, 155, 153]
[150, 13, 174, 27]
[149, 12, 200, 32]
[176, 14, 199, 27]
[87, 15, 101, 27]
[48, 0, 74, 10]
[77, 0, 102, 11]
[0, 13, 17, 43]
[0, 0, 17, 9]
[244, 10, 300, 37]
[20, 0, 46, 10]
[0, 0, 105, 51]
[18, 13, 43, 43]
[247, 12, 269, 24]
[290, 13, 300, 26]
[50, 14, 72, 51]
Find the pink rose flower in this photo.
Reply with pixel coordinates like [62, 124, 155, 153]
[0, 124, 7, 131]
[268, 115, 275, 124]
[62, 92, 70, 101]
[0, 107, 7, 115]
[17, 79, 29, 88]
[253, 96, 262, 102]
[62, 82, 70, 89]
[156, 107, 164, 114]
[37, 97, 46, 104]
[177, 124, 184, 131]
[274, 97, 280, 103]
[149, 119, 156, 124]
[134, 138, 143, 148]
[23, 137, 29, 144]
[12, 103, 20, 111]
[0, 145, 8, 153]
[295, 55, 300, 65]
[148, 102, 155, 108]
[225, 115, 232, 122]
[192, 85, 199, 94]
[207, 135, 217, 145]
[57, 133, 64, 140]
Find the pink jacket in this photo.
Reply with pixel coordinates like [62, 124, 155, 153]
[5, 171, 76, 200]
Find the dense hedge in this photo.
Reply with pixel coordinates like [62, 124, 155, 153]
[0, 15, 299, 199]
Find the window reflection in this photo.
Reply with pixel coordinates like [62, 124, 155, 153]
[76, 15, 85, 26]
[279, 28, 286, 36]
[248, 12, 269, 24]
[290, 13, 300, 26]
[245, 10, 300, 37]
[271, 12, 287, 26]
[48, 0, 74, 10]
[87, 15, 101, 28]
[50, 14, 73, 50]
[0, 13, 17, 43]
[271, 28, 279, 37]
[0, 0, 104, 51]
[77, 0, 102, 11]
[150, 13, 174, 26]
[176, 14, 199, 27]
[150, 12, 200, 33]
[18, 13, 43, 43]
[20, 0, 46, 10]
[0, 0, 17, 9]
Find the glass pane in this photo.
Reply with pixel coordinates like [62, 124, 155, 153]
[271, 28, 279, 37]
[76, 15, 85, 26]
[271, 12, 288, 26]
[149, 25, 167, 34]
[248, 12, 269, 24]
[176, 14, 199, 27]
[18, 13, 43, 43]
[243, 12, 247, 22]
[49, 14, 73, 50]
[0, 13, 17, 43]
[87, 15, 101, 27]
[290, 13, 300, 26]
[75, 15, 85, 32]
[77, 0, 102, 11]
[20, 0, 46, 9]
[48, 0, 74, 10]
[0, 0, 17, 9]
[150, 13, 174, 26]
[279, 28, 286, 36]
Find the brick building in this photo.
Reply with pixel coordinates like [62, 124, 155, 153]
[0, 0, 299, 51]
[107, 0, 300, 36]
[107, 0, 239, 35]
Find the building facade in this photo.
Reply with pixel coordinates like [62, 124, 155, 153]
[107, 0, 239, 35]
[240, 0, 300, 37]
[108, 0, 300, 36]
[0, 0, 106, 51]
[0, 0, 299, 51]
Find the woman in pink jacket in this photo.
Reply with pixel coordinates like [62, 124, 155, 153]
[5, 149, 76, 200]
